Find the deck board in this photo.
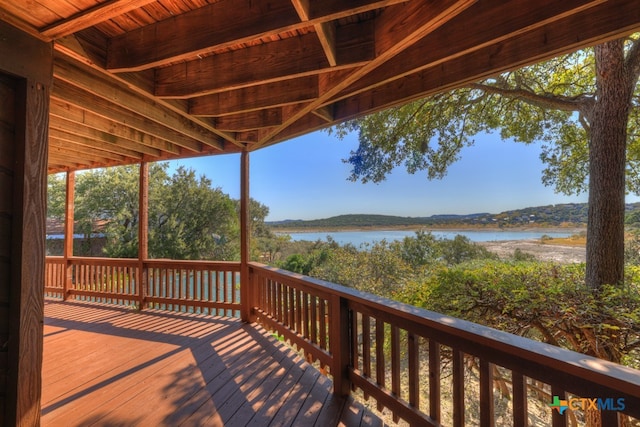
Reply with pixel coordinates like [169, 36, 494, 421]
[42, 300, 385, 427]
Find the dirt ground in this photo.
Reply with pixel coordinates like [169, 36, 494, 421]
[479, 240, 586, 263]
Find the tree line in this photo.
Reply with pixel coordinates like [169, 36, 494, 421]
[47, 163, 274, 260]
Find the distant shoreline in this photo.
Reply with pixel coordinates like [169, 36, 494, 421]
[270, 224, 587, 234]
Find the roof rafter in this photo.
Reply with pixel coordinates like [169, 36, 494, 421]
[106, 0, 408, 71]
[255, 0, 477, 147]
[332, 0, 640, 122]
[189, 75, 320, 117]
[154, 27, 374, 98]
[54, 55, 225, 151]
[330, 0, 609, 104]
[41, 0, 157, 40]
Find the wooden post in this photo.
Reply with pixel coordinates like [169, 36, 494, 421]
[63, 171, 75, 300]
[138, 162, 149, 309]
[0, 20, 52, 427]
[331, 295, 351, 397]
[240, 149, 252, 322]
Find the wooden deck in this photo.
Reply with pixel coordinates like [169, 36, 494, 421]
[41, 300, 385, 427]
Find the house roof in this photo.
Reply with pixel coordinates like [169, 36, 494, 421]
[2, 0, 639, 174]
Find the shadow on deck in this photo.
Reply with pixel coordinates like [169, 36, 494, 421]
[41, 300, 385, 427]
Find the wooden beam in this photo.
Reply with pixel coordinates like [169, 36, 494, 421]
[189, 76, 319, 117]
[215, 108, 283, 132]
[106, 0, 407, 71]
[316, 22, 338, 66]
[63, 172, 75, 298]
[333, 0, 609, 101]
[0, 20, 51, 426]
[256, 0, 476, 146]
[154, 28, 373, 98]
[49, 115, 161, 158]
[332, 0, 640, 122]
[239, 149, 250, 322]
[41, 0, 158, 40]
[138, 162, 148, 308]
[49, 128, 143, 160]
[107, 0, 299, 71]
[50, 100, 181, 155]
[49, 137, 128, 163]
[54, 35, 242, 148]
[54, 55, 225, 150]
[51, 80, 204, 154]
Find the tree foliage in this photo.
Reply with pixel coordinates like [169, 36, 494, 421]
[332, 38, 639, 194]
[47, 163, 272, 260]
[332, 36, 640, 289]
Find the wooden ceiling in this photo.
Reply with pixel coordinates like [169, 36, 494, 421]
[1, 0, 639, 174]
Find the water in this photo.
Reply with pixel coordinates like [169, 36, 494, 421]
[281, 229, 576, 247]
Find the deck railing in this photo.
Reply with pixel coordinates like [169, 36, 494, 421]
[45, 256, 241, 316]
[45, 256, 640, 426]
[248, 263, 640, 426]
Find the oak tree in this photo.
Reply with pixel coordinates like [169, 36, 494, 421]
[334, 37, 640, 289]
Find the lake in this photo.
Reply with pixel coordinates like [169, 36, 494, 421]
[280, 229, 576, 247]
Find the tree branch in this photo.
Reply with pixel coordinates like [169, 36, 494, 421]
[625, 36, 640, 83]
[468, 82, 593, 114]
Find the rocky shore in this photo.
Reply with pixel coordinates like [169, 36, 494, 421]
[479, 240, 585, 263]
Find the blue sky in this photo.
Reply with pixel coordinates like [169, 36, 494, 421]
[167, 130, 622, 222]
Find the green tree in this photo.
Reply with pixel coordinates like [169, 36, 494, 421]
[48, 163, 251, 260]
[149, 165, 239, 260]
[333, 37, 640, 290]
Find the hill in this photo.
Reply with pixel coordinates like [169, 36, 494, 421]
[267, 202, 640, 230]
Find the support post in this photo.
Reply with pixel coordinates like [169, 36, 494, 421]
[331, 295, 351, 397]
[1, 20, 52, 426]
[63, 171, 75, 300]
[138, 162, 149, 309]
[240, 149, 252, 322]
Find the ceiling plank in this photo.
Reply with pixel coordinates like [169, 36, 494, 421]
[215, 108, 283, 132]
[50, 98, 181, 156]
[52, 79, 205, 153]
[49, 138, 127, 163]
[106, 0, 407, 71]
[41, 0, 158, 40]
[332, 0, 640, 122]
[333, 0, 609, 102]
[107, 0, 300, 71]
[49, 128, 144, 160]
[189, 76, 319, 117]
[154, 29, 373, 98]
[55, 36, 243, 148]
[49, 115, 163, 158]
[54, 55, 224, 150]
[255, 0, 477, 146]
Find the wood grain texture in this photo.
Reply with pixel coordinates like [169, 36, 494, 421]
[41, 300, 382, 426]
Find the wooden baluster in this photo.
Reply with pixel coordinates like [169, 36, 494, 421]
[512, 372, 527, 427]
[479, 360, 494, 427]
[319, 298, 327, 350]
[391, 325, 400, 423]
[310, 295, 318, 346]
[351, 310, 359, 393]
[302, 291, 309, 339]
[408, 332, 419, 410]
[362, 314, 371, 399]
[375, 319, 385, 412]
[452, 349, 464, 427]
[330, 295, 350, 397]
[429, 340, 441, 423]
[551, 386, 567, 427]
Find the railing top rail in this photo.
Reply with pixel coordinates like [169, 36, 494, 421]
[249, 262, 640, 403]
[46, 256, 241, 269]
